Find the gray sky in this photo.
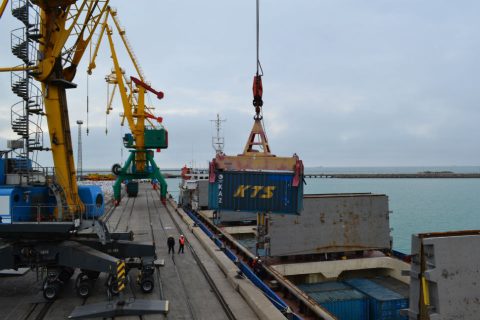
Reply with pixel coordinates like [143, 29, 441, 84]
[1, 1, 479, 169]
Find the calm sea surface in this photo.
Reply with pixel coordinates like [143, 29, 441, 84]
[165, 166, 480, 254]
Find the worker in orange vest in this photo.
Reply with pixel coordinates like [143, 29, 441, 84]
[178, 235, 185, 254]
[249, 256, 259, 269]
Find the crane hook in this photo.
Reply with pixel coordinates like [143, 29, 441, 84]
[252, 75, 263, 119]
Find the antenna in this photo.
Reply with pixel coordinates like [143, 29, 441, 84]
[211, 114, 226, 155]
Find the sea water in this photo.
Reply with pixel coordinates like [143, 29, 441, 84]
[304, 178, 480, 253]
[166, 167, 480, 253]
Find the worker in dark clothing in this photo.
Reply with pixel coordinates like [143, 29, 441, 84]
[178, 235, 185, 254]
[254, 259, 264, 277]
[167, 235, 175, 254]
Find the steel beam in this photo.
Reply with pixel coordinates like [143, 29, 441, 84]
[75, 238, 156, 260]
[69, 299, 169, 319]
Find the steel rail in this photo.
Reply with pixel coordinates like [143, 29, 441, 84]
[147, 191, 198, 320]
[159, 193, 237, 320]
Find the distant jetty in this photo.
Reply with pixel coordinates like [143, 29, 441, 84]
[82, 169, 480, 179]
[303, 171, 480, 179]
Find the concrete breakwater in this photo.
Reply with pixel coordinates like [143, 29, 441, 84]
[303, 172, 480, 179]
[163, 172, 480, 179]
[79, 169, 480, 179]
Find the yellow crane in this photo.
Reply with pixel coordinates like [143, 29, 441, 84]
[0, 0, 8, 19]
[0, 0, 111, 218]
[87, 6, 168, 204]
[0, 2, 170, 315]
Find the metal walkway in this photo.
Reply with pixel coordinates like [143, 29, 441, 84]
[0, 184, 259, 320]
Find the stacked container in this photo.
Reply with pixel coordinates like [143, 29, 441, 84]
[298, 281, 369, 320]
[344, 278, 408, 320]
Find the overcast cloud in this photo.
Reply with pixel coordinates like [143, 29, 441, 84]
[0, 0, 479, 169]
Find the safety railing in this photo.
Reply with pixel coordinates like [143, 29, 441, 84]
[4, 203, 104, 224]
[10, 27, 39, 66]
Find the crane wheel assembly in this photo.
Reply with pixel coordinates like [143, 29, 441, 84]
[0, 219, 168, 317]
[112, 163, 122, 175]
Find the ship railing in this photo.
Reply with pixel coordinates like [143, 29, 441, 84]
[3, 203, 102, 224]
[4, 161, 55, 186]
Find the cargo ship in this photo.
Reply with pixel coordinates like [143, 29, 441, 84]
[177, 166, 480, 320]
[175, 105, 480, 319]
[177, 169, 409, 319]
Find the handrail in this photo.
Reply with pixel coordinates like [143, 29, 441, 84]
[7, 203, 102, 223]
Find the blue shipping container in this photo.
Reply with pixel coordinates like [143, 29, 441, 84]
[208, 171, 303, 214]
[298, 281, 351, 293]
[344, 279, 408, 320]
[309, 289, 369, 320]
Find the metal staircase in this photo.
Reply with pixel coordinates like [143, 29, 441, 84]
[9, 0, 47, 174]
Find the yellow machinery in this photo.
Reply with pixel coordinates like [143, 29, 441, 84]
[87, 6, 168, 204]
[0, 1, 169, 316]
[0, 0, 8, 19]
[0, 1, 168, 214]
[0, 0, 111, 219]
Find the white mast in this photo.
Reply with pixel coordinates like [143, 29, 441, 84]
[211, 114, 226, 155]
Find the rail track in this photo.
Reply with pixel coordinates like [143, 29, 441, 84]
[147, 190, 237, 320]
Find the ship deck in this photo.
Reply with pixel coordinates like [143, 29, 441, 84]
[0, 184, 261, 320]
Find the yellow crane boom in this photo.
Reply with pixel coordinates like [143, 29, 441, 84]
[0, 0, 110, 218]
[0, 0, 9, 20]
[87, 7, 164, 157]
[35, 0, 110, 217]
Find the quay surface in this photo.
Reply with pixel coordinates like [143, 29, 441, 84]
[0, 185, 267, 320]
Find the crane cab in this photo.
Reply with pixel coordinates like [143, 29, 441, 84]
[123, 127, 168, 150]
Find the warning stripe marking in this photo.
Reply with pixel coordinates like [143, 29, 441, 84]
[117, 262, 126, 273]
[117, 269, 126, 278]
[116, 260, 127, 292]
